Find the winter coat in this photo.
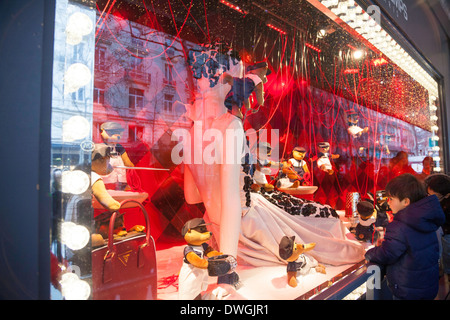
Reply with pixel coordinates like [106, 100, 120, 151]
[365, 195, 445, 300]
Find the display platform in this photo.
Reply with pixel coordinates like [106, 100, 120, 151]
[277, 186, 318, 195]
[157, 246, 366, 300]
[156, 211, 372, 300]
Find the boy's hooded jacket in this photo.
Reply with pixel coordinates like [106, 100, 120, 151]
[365, 195, 445, 299]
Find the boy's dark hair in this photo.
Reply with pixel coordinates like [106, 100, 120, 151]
[385, 173, 427, 203]
[424, 173, 450, 196]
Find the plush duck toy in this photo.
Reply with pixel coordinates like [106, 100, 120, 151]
[316, 142, 339, 175]
[178, 218, 224, 300]
[253, 142, 276, 192]
[278, 236, 326, 288]
[355, 201, 379, 243]
[347, 111, 369, 138]
[91, 144, 145, 246]
[99, 121, 135, 191]
[375, 132, 393, 157]
[280, 146, 311, 187]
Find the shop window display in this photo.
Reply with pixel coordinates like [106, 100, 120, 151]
[49, 0, 444, 300]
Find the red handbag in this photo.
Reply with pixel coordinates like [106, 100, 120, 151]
[92, 199, 157, 300]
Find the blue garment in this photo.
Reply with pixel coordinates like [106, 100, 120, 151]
[187, 44, 241, 88]
[365, 195, 445, 300]
[286, 258, 306, 273]
[183, 243, 211, 264]
[355, 223, 378, 243]
[224, 76, 257, 111]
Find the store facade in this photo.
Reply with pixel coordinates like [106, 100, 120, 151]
[1, 0, 449, 300]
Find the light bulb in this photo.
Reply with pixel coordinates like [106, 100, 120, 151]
[61, 170, 90, 194]
[60, 272, 91, 300]
[64, 63, 91, 94]
[62, 115, 90, 142]
[353, 50, 364, 59]
[318, 29, 327, 38]
[60, 221, 90, 250]
[65, 12, 93, 45]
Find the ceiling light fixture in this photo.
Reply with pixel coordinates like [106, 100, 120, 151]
[316, 0, 439, 100]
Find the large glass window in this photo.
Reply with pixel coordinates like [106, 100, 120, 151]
[50, 0, 444, 300]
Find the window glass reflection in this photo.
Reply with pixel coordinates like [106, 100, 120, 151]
[50, 0, 442, 300]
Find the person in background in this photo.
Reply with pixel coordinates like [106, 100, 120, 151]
[424, 173, 450, 282]
[390, 151, 417, 178]
[365, 173, 445, 300]
[416, 156, 433, 182]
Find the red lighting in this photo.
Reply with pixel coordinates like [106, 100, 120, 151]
[219, 0, 247, 15]
[371, 57, 388, 66]
[344, 68, 359, 74]
[265, 66, 294, 97]
[266, 23, 287, 35]
[305, 43, 321, 53]
[239, 49, 254, 64]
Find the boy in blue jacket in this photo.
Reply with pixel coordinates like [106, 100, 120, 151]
[365, 173, 445, 300]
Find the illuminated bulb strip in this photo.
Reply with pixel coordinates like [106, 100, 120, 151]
[306, 42, 322, 52]
[344, 68, 359, 74]
[219, 0, 247, 15]
[318, 0, 439, 98]
[267, 23, 287, 35]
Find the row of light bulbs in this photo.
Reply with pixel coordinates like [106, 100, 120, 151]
[56, 8, 95, 300]
[319, 0, 439, 97]
[317, 0, 442, 172]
